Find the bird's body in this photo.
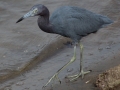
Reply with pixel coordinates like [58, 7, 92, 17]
[38, 6, 113, 42]
[16, 4, 113, 87]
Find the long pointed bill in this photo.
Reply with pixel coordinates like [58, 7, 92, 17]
[16, 10, 34, 23]
[16, 17, 24, 23]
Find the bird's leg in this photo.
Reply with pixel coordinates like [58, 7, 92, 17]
[67, 43, 91, 81]
[43, 45, 77, 88]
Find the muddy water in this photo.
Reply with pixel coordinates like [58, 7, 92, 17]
[0, 0, 120, 90]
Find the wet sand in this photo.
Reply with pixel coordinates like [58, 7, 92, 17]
[0, 0, 120, 90]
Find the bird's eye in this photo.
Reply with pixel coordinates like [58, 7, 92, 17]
[34, 8, 38, 13]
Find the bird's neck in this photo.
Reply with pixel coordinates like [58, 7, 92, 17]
[38, 16, 53, 33]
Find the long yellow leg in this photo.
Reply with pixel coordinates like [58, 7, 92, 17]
[67, 43, 91, 81]
[43, 45, 77, 88]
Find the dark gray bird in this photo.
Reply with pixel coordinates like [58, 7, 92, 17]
[16, 4, 113, 87]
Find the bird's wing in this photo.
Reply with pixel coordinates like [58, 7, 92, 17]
[50, 6, 112, 39]
[61, 7, 104, 36]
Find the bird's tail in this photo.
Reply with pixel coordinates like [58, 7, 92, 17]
[100, 15, 113, 27]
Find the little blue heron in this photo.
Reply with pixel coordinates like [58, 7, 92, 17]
[16, 4, 113, 87]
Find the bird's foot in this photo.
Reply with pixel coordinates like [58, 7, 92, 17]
[43, 73, 61, 88]
[67, 70, 91, 81]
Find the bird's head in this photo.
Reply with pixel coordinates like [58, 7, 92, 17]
[16, 4, 49, 23]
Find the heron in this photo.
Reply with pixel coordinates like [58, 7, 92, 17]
[16, 4, 113, 87]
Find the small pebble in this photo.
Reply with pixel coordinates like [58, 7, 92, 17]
[16, 81, 24, 86]
[106, 46, 111, 49]
[98, 47, 103, 50]
[24, 50, 28, 53]
[67, 68, 73, 72]
[85, 80, 90, 84]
